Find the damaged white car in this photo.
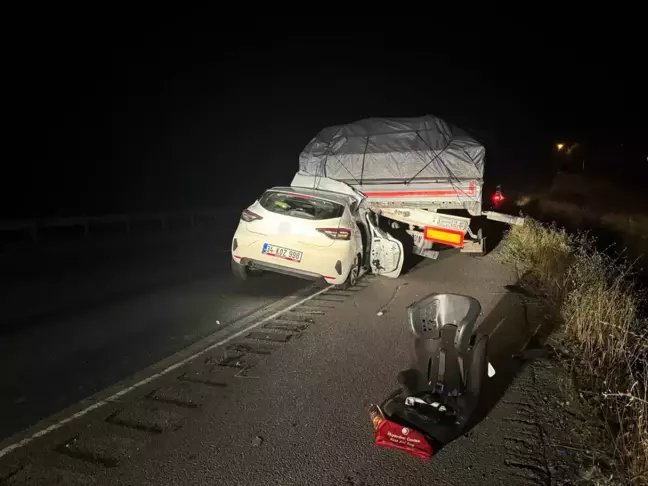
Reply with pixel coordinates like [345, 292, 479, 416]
[231, 185, 404, 287]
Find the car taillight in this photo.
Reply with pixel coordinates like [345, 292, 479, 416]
[317, 228, 351, 240]
[241, 209, 263, 222]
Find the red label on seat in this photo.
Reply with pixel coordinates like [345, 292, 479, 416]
[369, 405, 433, 459]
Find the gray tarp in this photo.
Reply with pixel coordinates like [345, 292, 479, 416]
[299, 115, 485, 184]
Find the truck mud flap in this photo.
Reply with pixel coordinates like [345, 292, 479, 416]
[459, 239, 485, 254]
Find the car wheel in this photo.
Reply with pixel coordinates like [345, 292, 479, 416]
[231, 259, 249, 281]
[338, 255, 360, 290]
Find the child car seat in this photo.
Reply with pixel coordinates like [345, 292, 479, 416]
[374, 293, 489, 454]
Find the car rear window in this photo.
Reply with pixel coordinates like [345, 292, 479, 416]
[259, 191, 344, 220]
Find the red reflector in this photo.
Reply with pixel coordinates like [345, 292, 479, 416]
[323, 276, 336, 280]
[362, 183, 476, 198]
[369, 405, 433, 460]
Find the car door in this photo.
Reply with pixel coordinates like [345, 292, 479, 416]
[365, 214, 404, 278]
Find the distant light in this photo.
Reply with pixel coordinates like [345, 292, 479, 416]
[556, 143, 565, 151]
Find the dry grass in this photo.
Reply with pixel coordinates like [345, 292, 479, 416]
[499, 220, 648, 485]
[498, 219, 572, 302]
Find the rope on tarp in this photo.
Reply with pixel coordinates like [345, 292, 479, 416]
[360, 135, 370, 185]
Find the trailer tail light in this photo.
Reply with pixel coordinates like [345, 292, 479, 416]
[317, 228, 351, 240]
[423, 226, 465, 248]
[241, 209, 263, 222]
[491, 192, 504, 205]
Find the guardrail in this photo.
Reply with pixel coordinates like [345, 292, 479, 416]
[0, 208, 239, 243]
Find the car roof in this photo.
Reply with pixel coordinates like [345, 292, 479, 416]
[267, 186, 355, 206]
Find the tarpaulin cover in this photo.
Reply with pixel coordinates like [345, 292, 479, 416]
[299, 116, 485, 184]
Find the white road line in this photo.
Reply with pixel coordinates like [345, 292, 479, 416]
[0, 285, 331, 459]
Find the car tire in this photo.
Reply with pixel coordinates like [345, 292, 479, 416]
[338, 254, 360, 290]
[231, 259, 249, 281]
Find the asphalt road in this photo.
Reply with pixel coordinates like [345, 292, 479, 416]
[0, 227, 306, 441]
[1, 245, 556, 485]
[105, 254, 539, 486]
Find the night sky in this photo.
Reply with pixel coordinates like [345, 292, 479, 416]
[8, 13, 645, 219]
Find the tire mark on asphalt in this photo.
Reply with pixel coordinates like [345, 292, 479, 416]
[226, 342, 278, 355]
[177, 374, 227, 387]
[501, 364, 552, 486]
[144, 394, 200, 410]
[504, 436, 538, 449]
[56, 441, 118, 468]
[505, 460, 551, 480]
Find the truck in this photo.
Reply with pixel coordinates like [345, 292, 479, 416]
[290, 115, 521, 271]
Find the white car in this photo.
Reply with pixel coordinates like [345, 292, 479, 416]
[231, 186, 404, 287]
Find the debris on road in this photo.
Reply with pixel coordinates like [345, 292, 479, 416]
[376, 282, 408, 316]
[251, 436, 264, 447]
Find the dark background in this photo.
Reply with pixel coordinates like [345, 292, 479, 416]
[6, 13, 645, 219]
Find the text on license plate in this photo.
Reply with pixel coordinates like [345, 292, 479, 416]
[262, 243, 303, 262]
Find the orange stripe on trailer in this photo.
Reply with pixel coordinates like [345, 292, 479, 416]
[423, 226, 465, 247]
[363, 183, 475, 198]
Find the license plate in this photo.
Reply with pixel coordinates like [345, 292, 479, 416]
[262, 243, 302, 262]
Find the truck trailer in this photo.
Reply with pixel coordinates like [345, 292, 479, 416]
[291, 115, 521, 263]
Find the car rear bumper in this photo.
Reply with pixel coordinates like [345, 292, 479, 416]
[240, 258, 326, 282]
[231, 225, 352, 285]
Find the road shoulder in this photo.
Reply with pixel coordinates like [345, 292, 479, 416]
[1, 253, 590, 485]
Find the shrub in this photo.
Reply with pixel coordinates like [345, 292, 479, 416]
[500, 220, 648, 484]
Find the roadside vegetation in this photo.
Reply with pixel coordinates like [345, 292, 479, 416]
[499, 219, 648, 485]
[514, 172, 648, 266]
[516, 195, 648, 264]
